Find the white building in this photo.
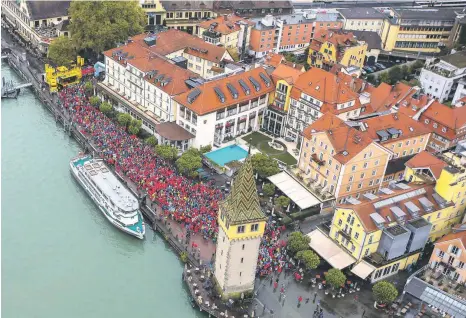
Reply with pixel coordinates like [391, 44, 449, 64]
[453, 79, 466, 104]
[419, 50, 466, 103]
[1, 0, 71, 54]
[338, 8, 387, 35]
[173, 67, 274, 149]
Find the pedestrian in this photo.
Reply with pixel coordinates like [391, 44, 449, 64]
[305, 297, 310, 303]
[273, 281, 278, 290]
[298, 295, 303, 306]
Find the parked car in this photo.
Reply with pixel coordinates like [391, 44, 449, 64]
[375, 63, 386, 70]
[361, 70, 367, 76]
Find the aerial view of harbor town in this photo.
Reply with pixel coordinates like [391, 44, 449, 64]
[2, 0, 466, 317]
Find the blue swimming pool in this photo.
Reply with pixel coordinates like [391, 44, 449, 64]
[205, 145, 248, 166]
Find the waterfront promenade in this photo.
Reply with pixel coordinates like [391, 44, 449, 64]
[1, 22, 389, 318]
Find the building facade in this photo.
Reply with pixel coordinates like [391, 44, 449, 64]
[338, 8, 387, 35]
[429, 231, 466, 283]
[160, 0, 216, 35]
[285, 68, 366, 143]
[214, 157, 267, 297]
[173, 67, 274, 149]
[298, 114, 391, 203]
[249, 11, 343, 58]
[419, 51, 466, 103]
[307, 29, 367, 71]
[380, 8, 458, 53]
[1, 0, 70, 54]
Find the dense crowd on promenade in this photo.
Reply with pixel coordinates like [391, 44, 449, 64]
[58, 84, 221, 240]
[58, 83, 293, 276]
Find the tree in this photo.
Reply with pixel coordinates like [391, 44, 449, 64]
[145, 136, 158, 147]
[411, 60, 425, 71]
[366, 74, 376, 84]
[287, 231, 310, 255]
[401, 65, 410, 80]
[128, 124, 140, 136]
[379, 72, 391, 84]
[275, 195, 290, 208]
[84, 81, 94, 95]
[99, 102, 112, 115]
[325, 269, 346, 289]
[296, 250, 320, 270]
[155, 145, 178, 161]
[69, 1, 146, 54]
[48, 36, 76, 66]
[251, 153, 280, 178]
[388, 66, 403, 84]
[263, 183, 276, 196]
[200, 145, 212, 154]
[117, 113, 132, 128]
[176, 149, 202, 177]
[372, 281, 398, 305]
[131, 119, 142, 129]
[89, 96, 101, 107]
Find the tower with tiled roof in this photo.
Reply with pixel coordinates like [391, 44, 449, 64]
[214, 157, 267, 298]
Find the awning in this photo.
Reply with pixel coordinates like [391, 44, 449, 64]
[307, 229, 356, 270]
[351, 261, 376, 280]
[268, 172, 321, 210]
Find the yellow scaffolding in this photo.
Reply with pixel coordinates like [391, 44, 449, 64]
[45, 56, 84, 92]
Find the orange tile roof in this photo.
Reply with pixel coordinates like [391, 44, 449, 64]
[302, 113, 377, 164]
[290, 68, 360, 112]
[358, 112, 431, 144]
[199, 14, 253, 35]
[312, 29, 357, 47]
[263, 52, 285, 68]
[405, 151, 448, 180]
[271, 64, 303, 85]
[142, 58, 199, 96]
[420, 103, 466, 132]
[436, 231, 466, 250]
[339, 184, 449, 232]
[173, 67, 274, 115]
[104, 29, 228, 63]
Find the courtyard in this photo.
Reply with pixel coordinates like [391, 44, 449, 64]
[241, 131, 298, 166]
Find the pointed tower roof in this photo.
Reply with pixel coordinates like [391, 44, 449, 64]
[220, 157, 266, 226]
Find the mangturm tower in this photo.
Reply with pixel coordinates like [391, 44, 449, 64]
[214, 157, 267, 298]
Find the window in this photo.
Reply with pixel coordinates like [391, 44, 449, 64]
[241, 257, 244, 263]
[439, 250, 445, 258]
[338, 219, 342, 226]
[451, 245, 459, 255]
[364, 248, 370, 256]
[242, 244, 245, 250]
[355, 232, 359, 239]
[237, 226, 245, 233]
[368, 236, 373, 244]
[251, 223, 259, 232]
[352, 165, 356, 171]
[372, 170, 376, 176]
[459, 261, 465, 269]
[240, 272, 242, 277]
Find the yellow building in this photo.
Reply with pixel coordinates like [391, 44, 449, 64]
[140, 0, 166, 27]
[325, 182, 455, 282]
[160, 1, 216, 35]
[308, 29, 367, 71]
[380, 8, 458, 54]
[262, 63, 304, 136]
[298, 113, 391, 204]
[214, 157, 267, 298]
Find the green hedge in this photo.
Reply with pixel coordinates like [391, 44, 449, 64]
[280, 215, 293, 226]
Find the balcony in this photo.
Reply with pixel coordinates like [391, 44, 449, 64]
[202, 30, 221, 39]
[414, 171, 436, 184]
[417, 267, 466, 299]
[338, 230, 352, 242]
[311, 153, 325, 166]
[287, 168, 335, 202]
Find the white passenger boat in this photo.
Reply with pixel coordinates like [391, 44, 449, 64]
[70, 155, 145, 239]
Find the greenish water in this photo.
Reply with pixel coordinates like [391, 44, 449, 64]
[2, 66, 202, 318]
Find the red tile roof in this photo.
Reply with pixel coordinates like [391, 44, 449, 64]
[271, 64, 303, 85]
[357, 112, 431, 144]
[340, 184, 449, 232]
[405, 151, 448, 179]
[199, 14, 254, 35]
[436, 231, 466, 250]
[302, 113, 378, 164]
[104, 29, 229, 63]
[291, 67, 359, 105]
[173, 67, 274, 115]
[312, 29, 358, 47]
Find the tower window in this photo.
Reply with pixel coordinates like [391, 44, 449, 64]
[241, 257, 244, 263]
[237, 225, 245, 233]
[251, 223, 259, 232]
[240, 272, 242, 277]
[242, 244, 245, 250]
